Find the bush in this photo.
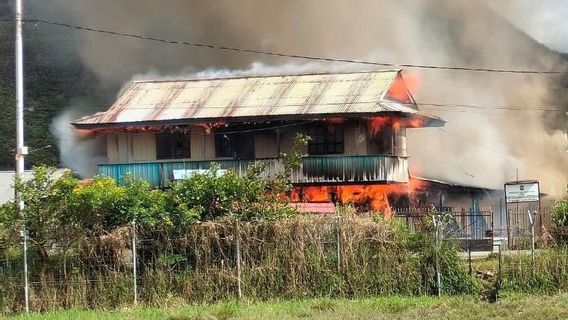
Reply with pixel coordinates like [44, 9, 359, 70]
[168, 165, 296, 222]
[0, 215, 480, 313]
[70, 175, 171, 230]
[552, 199, 568, 227]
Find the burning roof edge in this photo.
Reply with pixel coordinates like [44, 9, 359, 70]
[412, 176, 502, 192]
[72, 111, 444, 130]
[71, 69, 445, 130]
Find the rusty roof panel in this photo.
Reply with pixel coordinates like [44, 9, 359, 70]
[73, 70, 429, 128]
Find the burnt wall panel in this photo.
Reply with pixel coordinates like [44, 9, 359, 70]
[131, 133, 157, 161]
[255, 133, 279, 158]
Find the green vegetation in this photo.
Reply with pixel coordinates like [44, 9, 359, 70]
[0, 167, 478, 313]
[3, 294, 568, 320]
[3, 168, 568, 315]
[552, 199, 568, 227]
[470, 248, 568, 294]
[549, 199, 568, 243]
[4, 167, 568, 315]
[0, 9, 111, 170]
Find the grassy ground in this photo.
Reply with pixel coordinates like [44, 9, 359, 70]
[3, 294, 568, 320]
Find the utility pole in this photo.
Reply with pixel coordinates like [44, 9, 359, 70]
[14, 0, 30, 313]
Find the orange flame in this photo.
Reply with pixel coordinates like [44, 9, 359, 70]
[368, 117, 392, 137]
[386, 72, 420, 102]
[367, 116, 425, 137]
[194, 122, 226, 134]
[290, 178, 430, 218]
[324, 117, 345, 124]
[75, 129, 96, 138]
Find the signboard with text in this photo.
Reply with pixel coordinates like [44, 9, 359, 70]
[173, 169, 227, 180]
[504, 181, 540, 203]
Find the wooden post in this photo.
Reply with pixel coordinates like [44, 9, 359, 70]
[132, 219, 138, 306]
[336, 215, 341, 273]
[235, 219, 242, 299]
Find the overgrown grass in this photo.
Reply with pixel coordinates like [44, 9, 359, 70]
[471, 247, 568, 294]
[4, 294, 568, 320]
[0, 216, 478, 314]
[501, 248, 568, 293]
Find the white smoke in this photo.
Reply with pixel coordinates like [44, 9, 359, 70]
[50, 109, 106, 177]
[489, 1, 568, 53]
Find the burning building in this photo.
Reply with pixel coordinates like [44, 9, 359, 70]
[71, 70, 443, 214]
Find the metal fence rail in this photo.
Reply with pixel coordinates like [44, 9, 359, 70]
[393, 208, 494, 240]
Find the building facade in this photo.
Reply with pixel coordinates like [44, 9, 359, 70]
[72, 70, 443, 211]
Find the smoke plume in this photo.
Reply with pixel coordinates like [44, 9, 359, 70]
[28, 0, 568, 195]
[49, 109, 106, 177]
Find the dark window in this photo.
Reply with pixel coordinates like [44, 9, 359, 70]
[369, 126, 394, 155]
[215, 133, 255, 159]
[156, 132, 191, 160]
[307, 125, 344, 155]
[215, 134, 233, 158]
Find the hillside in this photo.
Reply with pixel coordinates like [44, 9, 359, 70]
[0, 4, 107, 170]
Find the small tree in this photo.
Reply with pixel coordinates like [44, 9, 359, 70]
[10, 167, 82, 263]
[70, 175, 170, 231]
[169, 165, 295, 222]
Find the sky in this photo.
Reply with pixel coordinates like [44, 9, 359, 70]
[491, 0, 568, 53]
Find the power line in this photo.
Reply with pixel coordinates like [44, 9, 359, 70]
[419, 102, 564, 112]
[419, 107, 543, 117]
[208, 120, 315, 135]
[436, 128, 507, 154]
[22, 100, 566, 113]
[435, 127, 550, 167]
[0, 17, 562, 75]
[89, 120, 316, 135]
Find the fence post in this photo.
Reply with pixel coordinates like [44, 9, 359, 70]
[433, 214, 441, 297]
[468, 241, 472, 276]
[235, 218, 242, 299]
[497, 243, 502, 301]
[506, 209, 512, 250]
[21, 225, 29, 313]
[336, 215, 341, 273]
[530, 210, 536, 277]
[131, 219, 137, 306]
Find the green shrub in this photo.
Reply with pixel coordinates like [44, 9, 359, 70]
[552, 199, 568, 227]
[168, 165, 296, 222]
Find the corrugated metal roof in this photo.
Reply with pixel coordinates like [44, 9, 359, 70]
[73, 70, 431, 128]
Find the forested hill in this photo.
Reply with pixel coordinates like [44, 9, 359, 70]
[0, 3, 110, 170]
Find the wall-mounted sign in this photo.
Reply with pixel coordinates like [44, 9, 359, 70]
[173, 169, 227, 180]
[504, 181, 540, 203]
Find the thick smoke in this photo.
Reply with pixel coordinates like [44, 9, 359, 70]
[28, 0, 568, 195]
[490, 1, 568, 53]
[49, 109, 106, 178]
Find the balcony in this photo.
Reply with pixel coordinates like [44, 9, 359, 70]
[97, 155, 409, 187]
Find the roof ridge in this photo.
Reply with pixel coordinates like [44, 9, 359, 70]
[132, 69, 402, 84]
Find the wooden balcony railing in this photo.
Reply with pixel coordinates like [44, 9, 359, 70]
[98, 155, 409, 187]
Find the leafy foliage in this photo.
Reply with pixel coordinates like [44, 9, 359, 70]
[552, 199, 568, 227]
[168, 165, 296, 222]
[6, 167, 81, 261]
[0, 13, 114, 170]
[70, 175, 169, 230]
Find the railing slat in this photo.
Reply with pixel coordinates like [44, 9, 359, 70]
[98, 155, 409, 187]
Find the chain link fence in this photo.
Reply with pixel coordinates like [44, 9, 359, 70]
[1, 211, 567, 314]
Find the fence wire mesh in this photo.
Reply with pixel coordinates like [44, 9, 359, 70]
[1, 210, 567, 314]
